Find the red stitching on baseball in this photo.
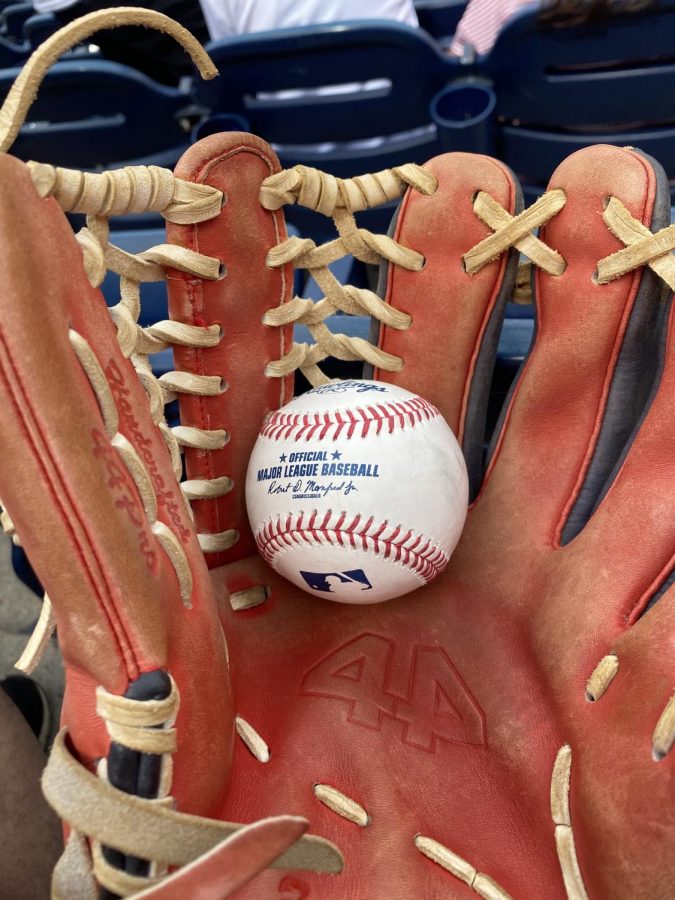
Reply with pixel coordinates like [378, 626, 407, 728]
[255, 513, 449, 583]
[261, 398, 440, 442]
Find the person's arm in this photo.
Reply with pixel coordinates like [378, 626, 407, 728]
[450, 0, 536, 56]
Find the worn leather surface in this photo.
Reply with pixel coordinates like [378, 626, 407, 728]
[168, 133, 294, 570]
[0, 154, 233, 819]
[167, 140, 675, 898]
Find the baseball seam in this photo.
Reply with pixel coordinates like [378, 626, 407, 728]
[255, 511, 449, 583]
[260, 397, 440, 442]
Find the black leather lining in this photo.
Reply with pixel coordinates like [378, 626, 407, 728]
[560, 149, 671, 544]
[100, 669, 172, 900]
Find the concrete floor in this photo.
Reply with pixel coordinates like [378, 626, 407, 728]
[0, 534, 64, 745]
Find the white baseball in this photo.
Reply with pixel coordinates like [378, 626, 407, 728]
[245, 379, 468, 604]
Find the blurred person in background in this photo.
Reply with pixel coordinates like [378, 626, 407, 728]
[200, 0, 418, 39]
[449, 0, 656, 58]
[32, 0, 212, 83]
[31, 0, 417, 83]
[0, 681, 62, 900]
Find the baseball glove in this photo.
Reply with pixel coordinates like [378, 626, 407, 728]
[0, 11, 342, 899]
[1, 12, 675, 900]
[158, 135, 675, 899]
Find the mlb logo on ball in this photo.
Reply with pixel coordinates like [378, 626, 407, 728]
[300, 569, 373, 596]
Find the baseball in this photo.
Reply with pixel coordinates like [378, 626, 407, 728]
[245, 379, 468, 604]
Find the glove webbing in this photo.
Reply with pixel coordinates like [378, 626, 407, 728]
[258, 166, 568, 388]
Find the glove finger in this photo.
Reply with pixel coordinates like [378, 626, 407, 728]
[475, 144, 670, 542]
[167, 132, 294, 569]
[567, 288, 675, 624]
[0, 153, 233, 825]
[373, 152, 521, 498]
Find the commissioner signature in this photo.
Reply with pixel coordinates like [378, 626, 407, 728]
[268, 478, 359, 499]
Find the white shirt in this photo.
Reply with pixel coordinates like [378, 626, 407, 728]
[33, 0, 78, 13]
[34, 0, 418, 28]
[200, 0, 418, 41]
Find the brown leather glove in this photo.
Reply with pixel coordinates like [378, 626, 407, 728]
[0, 145, 341, 897]
[1, 20, 674, 895]
[163, 134, 675, 899]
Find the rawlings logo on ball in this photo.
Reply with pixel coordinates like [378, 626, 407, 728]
[246, 380, 468, 604]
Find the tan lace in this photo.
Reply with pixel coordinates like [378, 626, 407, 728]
[551, 746, 589, 900]
[462, 188, 568, 305]
[259, 164, 435, 387]
[44, 688, 342, 898]
[0, 7, 217, 155]
[598, 196, 675, 288]
[464, 189, 567, 276]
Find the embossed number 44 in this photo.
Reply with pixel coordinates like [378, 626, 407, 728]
[301, 634, 485, 751]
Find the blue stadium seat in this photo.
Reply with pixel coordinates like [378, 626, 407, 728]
[0, 2, 32, 42]
[0, 31, 27, 67]
[22, 11, 60, 47]
[414, 0, 467, 44]
[0, 59, 195, 169]
[444, 1, 675, 203]
[192, 20, 461, 242]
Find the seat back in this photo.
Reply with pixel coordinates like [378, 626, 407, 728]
[0, 32, 27, 67]
[0, 1, 32, 42]
[0, 59, 193, 168]
[193, 20, 458, 236]
[22, 11, 60, 47]
[194, 21, 455, 159]
[414, 0, 468, 43]
[482, 1, 675, 199]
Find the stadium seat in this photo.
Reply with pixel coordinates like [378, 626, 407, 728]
[22, 11, 60, 47]
[0, 31, 27, 67]
[430, 1, 675, 203]
[0, 59, 196, 169]
[0, 2, 32, 42]
[414, 0, 467, 45]
[193, 20, 462, 239]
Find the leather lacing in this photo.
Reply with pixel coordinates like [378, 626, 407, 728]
[1, 155, 671, 899]
[43, 681, 341, 899]
[259, 163, 434, 386]
[256, 169, 569, 392]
